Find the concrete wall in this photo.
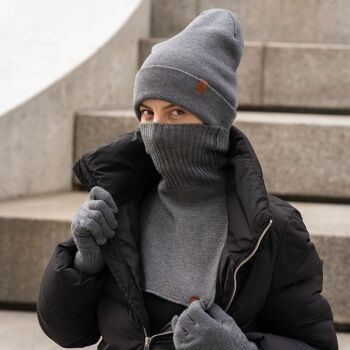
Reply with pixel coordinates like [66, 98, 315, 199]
[151, 0, 350, 44]
[0, 0, 150, 201]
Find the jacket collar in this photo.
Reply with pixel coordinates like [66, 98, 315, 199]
[73, 124, 272, 257]
[72, 124, 273, 331]
[225, 125, 272, 257]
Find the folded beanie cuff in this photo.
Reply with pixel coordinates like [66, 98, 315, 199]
[133, 65, 236, 130]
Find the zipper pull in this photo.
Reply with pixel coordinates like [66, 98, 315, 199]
[144, 336, 151, 350]
[143, 326, 151, 350]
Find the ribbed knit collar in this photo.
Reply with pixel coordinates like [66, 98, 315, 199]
[139, 123, 230, 193]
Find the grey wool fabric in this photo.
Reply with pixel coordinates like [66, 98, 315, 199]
[171, 300, 259, 350]
[133, 8, 244, 130]
[139, 122, 230, 309]
[72, 186, 118, 275]
[133, 7, 255, 349]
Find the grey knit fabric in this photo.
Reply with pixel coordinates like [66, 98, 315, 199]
[71, 186, 118, 275]
[139, 122, 229, 309]
[133, 8, 244, 130]
[171, 300, 259, 350]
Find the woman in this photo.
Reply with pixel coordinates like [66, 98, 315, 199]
[37, 8, 338, 350]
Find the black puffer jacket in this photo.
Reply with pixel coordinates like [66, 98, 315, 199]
[37, 125, 338, 350]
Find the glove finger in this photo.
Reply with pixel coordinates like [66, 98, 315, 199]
[207, 303, 233, 324]
[87, 207, 116, 241]
[77, 208, 107, 245]
[187, 300, 212, 325]
[172, 314, 190, 336]
[171, 315, 179, 331]
[175, 322, 190, 338]
[71, 203, 92, 234]
[89, 186, 118, 215]
[71, 206, 93, 237]
[173, 335, 193, 350]
[77, 205, 115, 244]
[76, 218, 107, 246]
[89, 222, 108, 245]
[87, 200, 118, 233]
[177, 311, 196, 333]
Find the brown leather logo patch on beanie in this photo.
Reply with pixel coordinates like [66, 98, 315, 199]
[196, 79, 208, 95]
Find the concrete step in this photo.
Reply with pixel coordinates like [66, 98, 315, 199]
[0, 310, 95, 350]
[139, 38, 350, 111]
[1, 310, 349, 350]
[150, 0, 350, 45]
[0, 191, 88, 305]
[74, 109, 139, 164]
[0, 192, 349, 326]
[74, 110, 350, 201]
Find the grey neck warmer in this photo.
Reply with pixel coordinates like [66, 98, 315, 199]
[139, 123, 229, 309]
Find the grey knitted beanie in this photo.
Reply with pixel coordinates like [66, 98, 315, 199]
[133, 8, 244, 130]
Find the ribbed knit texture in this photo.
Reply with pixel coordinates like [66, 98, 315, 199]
[73, 245, 105, 275]
[139, 123, 229, 309]
[139, 123, 229, 191]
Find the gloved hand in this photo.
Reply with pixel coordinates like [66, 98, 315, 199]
[171, 300, 259, 350]
[71, 186, 118, 275]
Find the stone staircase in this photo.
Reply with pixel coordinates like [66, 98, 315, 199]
[1, 0, 350, 348]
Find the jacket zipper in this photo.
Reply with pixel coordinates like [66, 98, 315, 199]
[224, 219, 273, 313]
[143, 325, 173, 350]
[141, 219, 273, 346]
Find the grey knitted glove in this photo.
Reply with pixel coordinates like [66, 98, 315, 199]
[171, 300, 259, 350]
[71, 186, 118, 275]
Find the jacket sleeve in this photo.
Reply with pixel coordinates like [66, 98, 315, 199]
[246, 210, 338, 350]
[36, 236, 109, 348]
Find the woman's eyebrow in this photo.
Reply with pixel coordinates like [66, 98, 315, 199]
[139, 103, 177, 110]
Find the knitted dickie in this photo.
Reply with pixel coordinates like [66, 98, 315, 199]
[139, 122, 229, 309]
[133, 7, 252, 349]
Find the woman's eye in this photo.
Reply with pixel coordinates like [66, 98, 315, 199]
[171, 109, 185, 116]
[140, 110, 153, 119]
